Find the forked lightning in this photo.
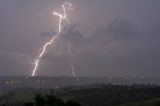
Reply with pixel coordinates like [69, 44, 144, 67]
[32, 2, 73, 76]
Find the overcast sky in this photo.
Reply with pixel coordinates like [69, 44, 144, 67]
[0, 0, 160, 77]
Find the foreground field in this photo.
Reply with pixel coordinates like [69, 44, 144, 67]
[1, 84, 160, 106]
[118, 98, 160, 106]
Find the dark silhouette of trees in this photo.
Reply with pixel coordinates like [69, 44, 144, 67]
[35, 94, 45, 106]
[24, 102, 34, 106]
[66, 100, 81, 106]
[24, 93, 81, 106]
[45, 94, 65, 106]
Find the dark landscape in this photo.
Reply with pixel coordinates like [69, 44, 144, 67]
[0, 76, 160, 106]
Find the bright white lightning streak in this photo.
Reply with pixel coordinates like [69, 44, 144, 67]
[70, 64, 79, 81]
[68, 42, 78, 81]
[32, 2, 72, 76]
[70, 64, 76, 78]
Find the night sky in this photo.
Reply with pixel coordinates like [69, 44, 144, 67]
[0, 0, 160, 77]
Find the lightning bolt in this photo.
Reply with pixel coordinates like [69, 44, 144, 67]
[32, 2, 73, 76]
[68, 42, 79, 81]
[70, 64, 76, 78]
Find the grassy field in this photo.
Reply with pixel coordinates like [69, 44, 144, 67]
[2, 85, 160, 106]
[118, 98, 160, 106]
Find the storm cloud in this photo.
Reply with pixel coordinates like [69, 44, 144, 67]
[0, 0, 160, 77]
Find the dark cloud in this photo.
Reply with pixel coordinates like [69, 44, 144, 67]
[107, 19, 140, 40]
[36, 24, 90, 76]
[40, 31, 55, 37]
[1, 18, 160, 77]
[0, 0, 160, 77]
[84, 19, 160, 77]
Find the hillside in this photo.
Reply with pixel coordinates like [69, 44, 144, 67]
[1, 84, 160, 106]
[118, 98, 160, 106]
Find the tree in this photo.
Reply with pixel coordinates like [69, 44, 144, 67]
[66, 100, 81, 106]
[35, 94, 46, 106]
[23, 93, 81, 106]
[45, 94, 65, 106]
[24, 102, 34, 106]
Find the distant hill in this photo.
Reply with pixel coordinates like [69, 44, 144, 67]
[60, 84, 160, 106]
[118, 98, 160, 106]
[0, 76, 160, 91]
